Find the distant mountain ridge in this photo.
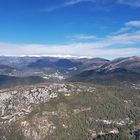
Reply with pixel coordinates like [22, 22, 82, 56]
[69, 56, 140, 84]
[0, 56, 139, 87]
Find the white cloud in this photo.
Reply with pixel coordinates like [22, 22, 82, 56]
[114, 20, 140, 34]
[0, 42, 139, 59]
[0, 30, 140, 58]
[0, 42, 103, 57]
[90, 48, 140, 57]
[125, 20, 140, 27]
[118, 0, 140, 7]
[65, 0, 94, 6]
[44, 0, 140, 12]
[107, 30, 140, 44]
[44, 0, 95, 12]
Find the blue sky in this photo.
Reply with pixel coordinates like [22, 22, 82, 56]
[0, 0, 140, 59]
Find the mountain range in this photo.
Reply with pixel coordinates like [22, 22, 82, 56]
[0, 56, 139, 88]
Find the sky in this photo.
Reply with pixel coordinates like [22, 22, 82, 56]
[0, 0, 140, 59]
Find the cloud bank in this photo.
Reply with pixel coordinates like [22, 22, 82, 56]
[0, 42, 139, 59]
[0, 20, 140, 59]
